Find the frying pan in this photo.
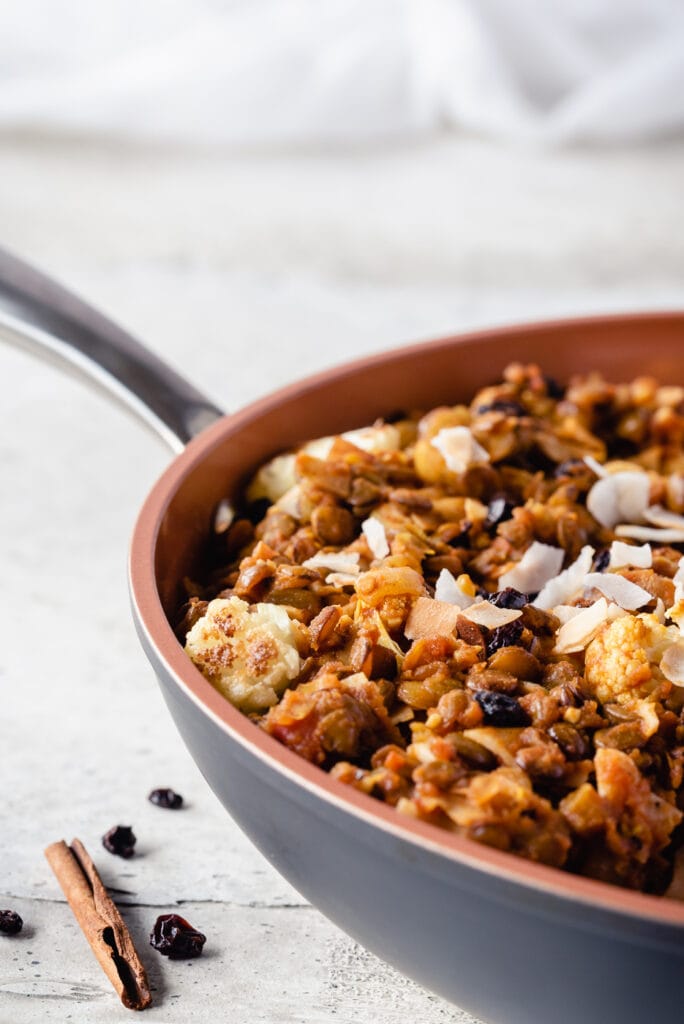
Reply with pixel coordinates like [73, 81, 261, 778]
[3, 245, 684, 1024]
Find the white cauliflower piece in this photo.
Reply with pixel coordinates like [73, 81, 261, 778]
[584, 612, 676, 705]
[185, 596, 300, 713]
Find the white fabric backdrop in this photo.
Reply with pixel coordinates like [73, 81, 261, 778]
[1, 0, 683, 145]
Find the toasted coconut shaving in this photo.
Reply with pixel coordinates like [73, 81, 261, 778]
[499, 541, 564, 594]
[431, 426, 490, 474]
[434, 568, 475, 609]
[404, 597, 461, 641]
[554, 598, 610, 654]
[584, 572, 652, 611]
[275, 485, 302, 518]
[362, 517, 390, 559]
[460, 600, 523, 629]
[660, 642, 684, 686]
[644, 505, 684, 529]
[213, 499, 235, 534]
[586, 471, 650, 529]
[533, 545, 594, 610]
[609, 540, 652, 570]
[326, 572, 360, 588]
[615, 524, 684, 543]
[583, 455, 607, 478]
[303, 551, 361, 574]
[553, 605, 584, 624]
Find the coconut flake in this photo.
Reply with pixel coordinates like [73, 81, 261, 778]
[584, 572, 652, 611]
[362, 517, 390, 559]
[213, 498, 235, 534]
[554, 598, 609, 654]
[660, 642, 684, 686]
[499, 541, 564, 595]
[533, 545, 594, 610]
[247, 452, 298, 503]
[615, 524, 684, 543]
[583, 455, 607, 478]
[586, 471, 650, 529]
[303, 551, 361, 574]
[608, 540, 652, 570]
[404, 597, 461, 640]
[644, 505, 684, 529]
[434, 568, 475, 609]
[461, 601, 522, 629]
[430, 426, 490, 474]
[553, 605, 585, 625]
[343, 423, 401, 454]
[325, 572, 359, 588]
[275, 485, 303, 519]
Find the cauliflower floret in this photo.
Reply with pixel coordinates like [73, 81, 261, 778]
[184, 596, 300, 713]
[584, 612, 674, 705]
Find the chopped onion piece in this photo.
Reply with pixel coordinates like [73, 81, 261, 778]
[303, 551, 361, 574]
[660, 642, 684, 686]
[434, 568, 475, 609]
[533, 545, 594, 610]
[431, 426, 490, 474]
[608, 540, 652, 570]
[362, 517, 390, 559]
[583, 455, 607, 478]
[644, 505, 684, 529]
[499, 541, 564, 594]
[615, 524, 684, 543]
[586, 471, 650, 529]
[405, 597, 461, 640]
[554, 598, 609, 654]
[460, 601, 522, 629]
[584, 572, 652, 610]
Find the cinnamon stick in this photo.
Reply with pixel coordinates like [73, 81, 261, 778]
[45, 838, 152, 1010]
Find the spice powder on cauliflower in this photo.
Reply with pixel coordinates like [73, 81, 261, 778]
[178, 363, 684, 895]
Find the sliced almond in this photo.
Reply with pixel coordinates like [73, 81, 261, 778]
[586, 471, 650, 529]
[554, 598, 609, 654]
[533, 545, 594, 610]
[608, 540, 652, 570]
[584, 572, 653, 611]
[361, 517, 390, 559]
[405, 597, 461, 640]
[499, 541, 564, 595]
[460, 600, 522, 629]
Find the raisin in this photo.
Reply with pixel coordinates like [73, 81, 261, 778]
[474, 691, 531, 727]
[592, 548, 610, 573]
[0, 910, 23, 936]
[543, 375, 565, 399]
[486, 619, 524, 655]
[244, 497, 271, 524]
[102, 825, 136, 859]
[485, 496, 515, 530]
[489, 588, 528, 610]
[475, 400, 527, 417]
[150, 914, 206, 959]
[148, 788, 184, 810]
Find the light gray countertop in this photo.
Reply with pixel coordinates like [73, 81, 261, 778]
[1, 135, 682, 1023]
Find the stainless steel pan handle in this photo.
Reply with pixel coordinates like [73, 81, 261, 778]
[0, 247, 223, 453]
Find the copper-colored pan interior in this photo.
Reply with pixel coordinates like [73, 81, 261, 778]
[131, 312, 684, 927]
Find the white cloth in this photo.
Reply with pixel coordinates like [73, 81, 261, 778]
[1, 0, 683, 145]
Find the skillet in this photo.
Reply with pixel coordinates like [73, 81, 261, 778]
[2, 246, 684, 1024]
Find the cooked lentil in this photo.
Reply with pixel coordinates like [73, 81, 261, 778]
[180, 364, 684, 895]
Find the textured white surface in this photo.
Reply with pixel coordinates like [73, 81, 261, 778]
[1, 136, 683, 1022]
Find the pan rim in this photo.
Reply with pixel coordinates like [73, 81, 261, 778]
[129, 310, 684, 936]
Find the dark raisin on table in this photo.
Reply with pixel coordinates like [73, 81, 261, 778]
[148, 788, 184, 810]
[475, 691, 531, 727]
[102, 825, 137, 858]
[150, 914, 206, 959]
[0, 910, 23, 936]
